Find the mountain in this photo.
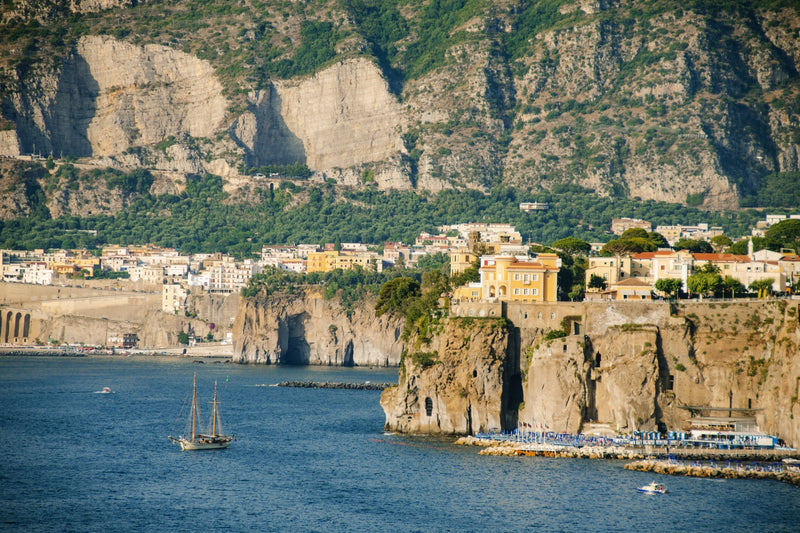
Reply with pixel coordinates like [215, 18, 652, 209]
[1, 0, 799, 212]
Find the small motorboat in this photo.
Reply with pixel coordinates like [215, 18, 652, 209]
[94, 387, 112, 394]
[637, 481, 667, 494]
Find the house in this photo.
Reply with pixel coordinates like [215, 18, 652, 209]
[452, 254, 560, 303]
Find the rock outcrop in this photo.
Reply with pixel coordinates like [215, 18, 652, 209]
[232, 287, 404, 366]
[232, 59, 407, 181]
[386, 300, 800, 448]
[380, 317, 518, 435]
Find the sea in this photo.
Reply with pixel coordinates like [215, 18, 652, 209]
[1, 356, 798, 533]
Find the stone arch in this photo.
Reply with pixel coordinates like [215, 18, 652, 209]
[23, 314, 31, 338]
[4, 311, 11, 342]
[499, 285, 507, 297]
[489, 285, 496, 298]
[425, 397, 433, 417]
[14, 312, 22, 338]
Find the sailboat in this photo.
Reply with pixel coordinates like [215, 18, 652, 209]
[169, 373, 233, 450]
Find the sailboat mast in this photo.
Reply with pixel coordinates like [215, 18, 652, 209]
[191, 373, 198, 441]
[212, 381, 218, 436]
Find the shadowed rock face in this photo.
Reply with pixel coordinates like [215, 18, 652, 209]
[11, 36, 228, 159]
[232, 288, 404, 367]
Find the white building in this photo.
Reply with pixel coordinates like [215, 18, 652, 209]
[162, 283, 188, 314]
[22, 262, 55, 285]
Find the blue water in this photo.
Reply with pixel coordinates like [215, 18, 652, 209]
[1, 357, 798, 533]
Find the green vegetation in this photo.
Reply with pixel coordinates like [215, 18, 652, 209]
[654, 278, 682, 299]
[687, 263, 722, 297]
[0, 168, 767, 256]
[741, 172, 800, 208]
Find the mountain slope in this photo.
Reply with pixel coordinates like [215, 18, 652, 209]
[0, 0, 798, 210]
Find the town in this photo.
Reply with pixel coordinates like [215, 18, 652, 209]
[3, 210, 799, 303]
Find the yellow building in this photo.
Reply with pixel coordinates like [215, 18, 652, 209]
[306, 251, 340, 273]
[449, 247, 477, 276]
[474, 254, 560, 303]
[306, 251, 380, 273]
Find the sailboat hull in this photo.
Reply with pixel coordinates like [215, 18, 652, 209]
[174, 436, 232, 451]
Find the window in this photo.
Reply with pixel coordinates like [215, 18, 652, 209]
[523, 289, 529, 295]
[514, 288, 521, 295]
[537, 312, 542, 319]
[550, 312, 555, 319]
[514, 274, 520, 281]
[533, 274, 539, 281]
[523, 274, 529, 282]
[533, 288, 539, 296]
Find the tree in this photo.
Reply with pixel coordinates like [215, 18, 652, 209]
[620, 227, 649, 240]
[600, 237, 655, 256]
[375, 277, 421, 316]
[687, 270, 722, 297]
[749, 278, 775, 297]
[647, 232, 669, 248]
[588, 274, 607, 290]
[451, 266, 479, 287]
[710, 235, 732, 251]
[721, 276, 745, 299]
[674, 238, 713, 253]
[177, 331, 189, 345]
[765, 219, 800, 253]
[654, 278, 682, 299]
[551, 237, 591, 255]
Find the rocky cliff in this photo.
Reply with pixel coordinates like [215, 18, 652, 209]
[2, 2, 799, 207]
[383, 300, 800, 448]
[232, 287, 404, 366]
[380, 317, 519, 435]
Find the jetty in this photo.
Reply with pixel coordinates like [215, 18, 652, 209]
[625, 458, 800, 487]
[275, 380, 392, 391]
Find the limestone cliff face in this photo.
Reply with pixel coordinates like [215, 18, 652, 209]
[232, 59, 407, 182]
[381, 317, 517, 435]
[392, 300, 800, 447]
[3, 5, 798, 206]
[232, 288, 404, 366]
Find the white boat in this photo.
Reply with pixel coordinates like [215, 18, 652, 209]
[637, 481, 667, 494]
[169, 373, 233, 451]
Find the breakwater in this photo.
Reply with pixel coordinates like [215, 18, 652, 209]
[625, 458, 800, 487]
[0, 347, 88, 357]
[455, 435, 800, 462]
[276, 380, 392, 391]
